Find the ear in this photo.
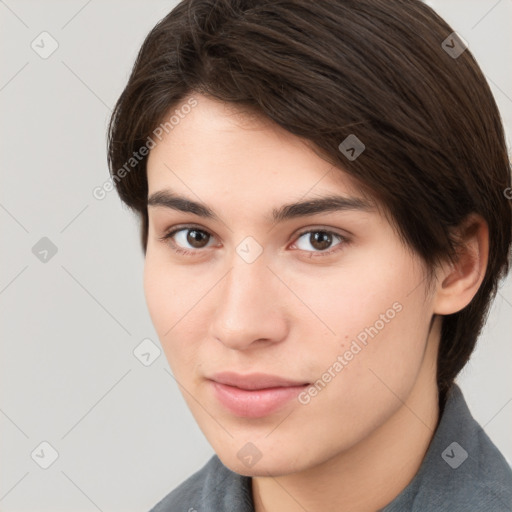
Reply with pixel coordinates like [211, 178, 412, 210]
[433, 213, 489, 315]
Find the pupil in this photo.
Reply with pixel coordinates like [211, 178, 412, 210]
[312, 231, 331, 250]
[187, 230, 208, 248]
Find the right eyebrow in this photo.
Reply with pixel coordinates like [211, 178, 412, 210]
[147, 189, 374, 224]
[148, 190, 220, 221]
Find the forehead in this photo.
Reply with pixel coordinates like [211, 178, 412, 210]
[147, 94, 369, 200]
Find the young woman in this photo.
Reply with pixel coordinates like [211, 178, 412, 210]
[107, 0, 512, 510]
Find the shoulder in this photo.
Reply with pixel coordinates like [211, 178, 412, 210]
[458, 420, 512, 509]
[441, 384, 512, 509]
[148, 456, 218, 512]
[383, 384, 512, 511]
[148, 454, 254, 512]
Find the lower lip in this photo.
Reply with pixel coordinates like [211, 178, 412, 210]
[210, 381, 309, 418]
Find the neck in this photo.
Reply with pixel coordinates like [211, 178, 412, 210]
[251, 326, 441, 512]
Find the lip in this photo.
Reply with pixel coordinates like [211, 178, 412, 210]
[208, 372, 310, 418]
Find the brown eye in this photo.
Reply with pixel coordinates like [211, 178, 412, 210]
[293, 229, 347, 256]
[309, 231, 332, 251]
[186, 229, 210, 248]
[160, 226, 215, 254]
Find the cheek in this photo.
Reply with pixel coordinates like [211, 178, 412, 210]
[143, 252, 170, 334]
[289, 254, 431, 389]
[143, 251, 200, 371]
[287, 273, 432, 455]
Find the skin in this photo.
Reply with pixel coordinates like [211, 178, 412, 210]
[144, 93, 488, 512]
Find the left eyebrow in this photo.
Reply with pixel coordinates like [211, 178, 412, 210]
[147, 189, 374, 224]
[270, 194, 374, 223]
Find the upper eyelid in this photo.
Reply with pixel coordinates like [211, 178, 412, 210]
[162, 224, 348, 246]
[295, 227, 347, 238]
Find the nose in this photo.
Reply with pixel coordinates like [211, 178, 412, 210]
[209, 255, 289, 351]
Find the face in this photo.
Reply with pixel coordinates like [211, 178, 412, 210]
[144, 93, 438, 477]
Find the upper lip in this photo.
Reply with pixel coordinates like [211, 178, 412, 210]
[208, 371, 309, 390]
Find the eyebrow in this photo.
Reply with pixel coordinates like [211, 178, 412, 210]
[147, 189, 374, 224]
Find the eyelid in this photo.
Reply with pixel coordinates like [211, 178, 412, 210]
[158, 223, 220, 254]
[159, 223, 350, 257]
[159, 223, 214, 241]
[290, 228, 349, 257]
[293, 225, 349, 241]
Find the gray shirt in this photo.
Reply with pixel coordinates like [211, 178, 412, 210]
[149, 384, 512, 511]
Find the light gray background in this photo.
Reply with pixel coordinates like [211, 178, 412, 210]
[1, 1, 510, 510]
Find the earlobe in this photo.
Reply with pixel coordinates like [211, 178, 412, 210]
[433, 214, 489, 315]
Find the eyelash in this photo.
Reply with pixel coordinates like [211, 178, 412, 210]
[158, 224, 350, 259]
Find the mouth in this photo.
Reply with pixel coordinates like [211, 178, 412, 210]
[207, 371, 310, 418]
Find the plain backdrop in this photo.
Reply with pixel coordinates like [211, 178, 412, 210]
[1, 0, 511, 510]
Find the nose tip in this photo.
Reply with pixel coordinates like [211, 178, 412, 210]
[208, 261, 288, 351]
[213, 329, 274, 351]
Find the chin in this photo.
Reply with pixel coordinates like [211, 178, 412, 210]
[216, 446, 308, 478]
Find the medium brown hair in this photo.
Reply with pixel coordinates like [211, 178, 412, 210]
[107, 0, 512, 400]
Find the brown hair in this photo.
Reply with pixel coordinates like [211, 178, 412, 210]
[107, 0, 511, 400]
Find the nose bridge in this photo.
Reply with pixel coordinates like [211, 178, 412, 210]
[210, 248, 287, 349]
[221, 252, 273, 323]
[227, 231, 272, 294]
